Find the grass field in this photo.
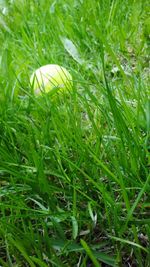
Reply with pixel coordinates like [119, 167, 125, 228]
[0, 0, 150, 266]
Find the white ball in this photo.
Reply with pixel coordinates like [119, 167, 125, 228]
[30, 64, 73, 95]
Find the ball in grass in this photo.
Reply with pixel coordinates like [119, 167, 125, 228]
[30, 64, 73, 95]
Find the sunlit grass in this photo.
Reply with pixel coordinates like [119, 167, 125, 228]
[0, 0, 149, 266]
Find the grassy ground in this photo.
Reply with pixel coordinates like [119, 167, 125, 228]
[0, 0, 149, 266]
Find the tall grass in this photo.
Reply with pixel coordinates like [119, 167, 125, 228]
[0, 0, 149, 266]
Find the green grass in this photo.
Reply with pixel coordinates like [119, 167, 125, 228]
[0, 0, 149, 266]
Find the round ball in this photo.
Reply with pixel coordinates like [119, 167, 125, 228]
[30, 64, 72, 95]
